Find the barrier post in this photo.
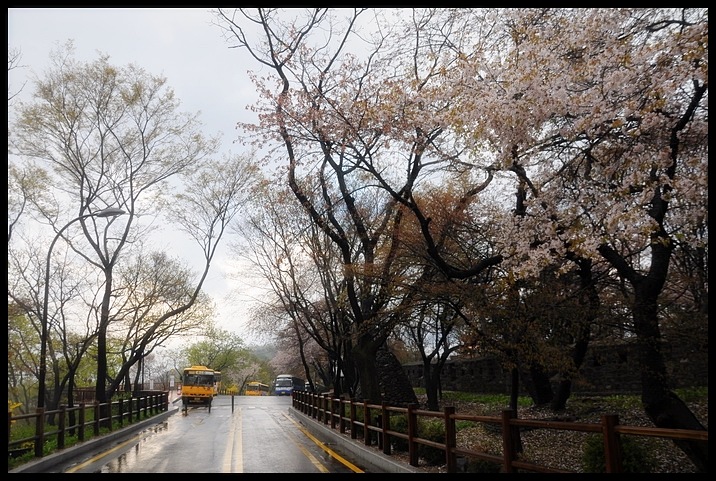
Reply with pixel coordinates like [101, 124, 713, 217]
[601, 414, 623, 473]
[363, 401, 372, 446]
[444, 406, 456, 473]
[407, 403, 419, 466]
[34, 407, 45, 458]
[381, 403, 391, 455]
[350, 399, 358, 440]
[501, 409, 516, 473]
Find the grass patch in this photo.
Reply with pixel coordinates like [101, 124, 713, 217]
[414, 388, 533, 409]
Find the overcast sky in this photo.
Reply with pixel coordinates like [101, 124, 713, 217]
[8, 8, 269, 343]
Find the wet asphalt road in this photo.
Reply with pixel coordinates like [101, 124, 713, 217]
[59, 395, 368, 473]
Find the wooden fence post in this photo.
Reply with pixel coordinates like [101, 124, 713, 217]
[34, 407, 45, 458]
[330, 397, 338, 429]
[407, 403, 419, 467]
[501, 409, 517, 473]
[381, 402, 391, 455]
[93, 402, 100, 436]
[601, 414, 623, 473]
[57, 405, 67, 449]
[350, 399, 358, 440]
[339, 398, 347, 434]
[444, 406, 457, 473]
[118, 398, 124, 427]
[363, 401, 372, 446]
[78, 403, 86, 442]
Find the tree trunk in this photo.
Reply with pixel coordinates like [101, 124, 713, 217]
[633, 282, 708, 472]
[508, 366, 523, 453]
[67, 371, 77, 436]
[553, 257, 597, 411]
[521, 362, 554, 406]
[552, 327, 591, 411]
[352, 332, 384, 403]
[422, 361, 441, 412]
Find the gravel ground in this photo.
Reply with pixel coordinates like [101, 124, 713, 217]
[387, 395, 708, 473]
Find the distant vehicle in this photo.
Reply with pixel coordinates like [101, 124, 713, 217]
[274, 374, 304, 396]
[245, 381, 270, 396]
[181, 365, 217, 410]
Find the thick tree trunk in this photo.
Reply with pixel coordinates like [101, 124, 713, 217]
[422, 362, 442, 412]
[551, 332, 590, 411]
[508, 366, 523, 453]
[553, 258, 597, 411]
[352, 332, 383, 403]
[340, 340, 358, 398]
[633, 285, 708, 472]
[521, 362, 554, 406]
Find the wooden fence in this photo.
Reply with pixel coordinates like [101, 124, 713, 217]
[8, 391, 169, 460]
[291, 391, 708, 473]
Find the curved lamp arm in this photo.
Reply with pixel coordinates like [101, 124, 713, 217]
[37, 207, 125, 409]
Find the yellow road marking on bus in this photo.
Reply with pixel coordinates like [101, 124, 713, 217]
[222, 407, 243, 473]
[282, 413, 364, 473]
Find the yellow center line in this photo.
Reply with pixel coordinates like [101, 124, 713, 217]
[282, 412, 364, 473]
[222, 406, 243, 473]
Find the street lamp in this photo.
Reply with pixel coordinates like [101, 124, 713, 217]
[37, 207, 126, 410]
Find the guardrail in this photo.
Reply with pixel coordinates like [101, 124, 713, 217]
[8, 392, 169, 460]
[291, 391, 708, 473]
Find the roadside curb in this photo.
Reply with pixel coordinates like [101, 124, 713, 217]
[9, 405, 180, 473]
[288, 406, 421, 473]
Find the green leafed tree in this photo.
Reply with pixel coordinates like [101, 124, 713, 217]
[9, 41, 257, 414]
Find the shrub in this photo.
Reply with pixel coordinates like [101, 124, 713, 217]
[388, 414, 409, 452]
[384, 414, 445, 465]
[582, 434, 657, 473]
[463, 457, 502, 473]
[418, 418, 446, 465]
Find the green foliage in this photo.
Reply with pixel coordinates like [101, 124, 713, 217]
[463, 457, 502, 473]
[439, 390, 532, 408]
[388, 414, 409, 451]
[591, 394, 642, 411]
[418, 418, 446, 465]
[384, 413, 446, 465]
[8, 400, 158, 471]
[675, 386, 708, 402]
[8, 447, 35, 468]
[455, 420, 478, 430]
[581, 434, 658, 473]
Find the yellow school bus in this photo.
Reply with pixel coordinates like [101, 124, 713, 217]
[245, 381, 270, 396]
[181, 365, 217, 410]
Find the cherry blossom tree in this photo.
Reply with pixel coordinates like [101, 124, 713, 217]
[216, 8, 706, 469]
[444, 9, 708, 469]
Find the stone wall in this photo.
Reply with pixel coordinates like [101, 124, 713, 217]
[403, 341, 708, 395]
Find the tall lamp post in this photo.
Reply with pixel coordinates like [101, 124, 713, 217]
[37, 207, 126, 410]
